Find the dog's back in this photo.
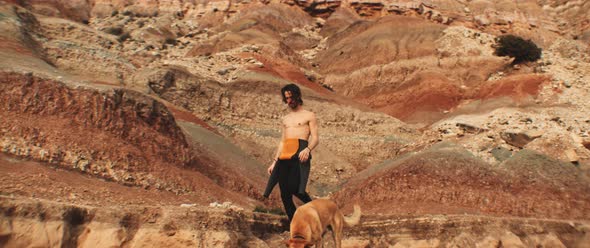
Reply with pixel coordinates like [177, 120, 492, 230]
[288, 199, 330, 245]
[309, 199, 339, 227]
[287, 199, 361, 248]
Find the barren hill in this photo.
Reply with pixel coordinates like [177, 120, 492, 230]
[335, 142, 590, 219]
[1, 0, 590, 247]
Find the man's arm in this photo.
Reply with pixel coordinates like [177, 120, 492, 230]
[307, 112, 319, 151]
[273, 140, 283, 161]
[299, 112, 318, 162]
[268, 123, 285, 174]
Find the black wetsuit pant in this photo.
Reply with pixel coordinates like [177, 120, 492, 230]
[276, 158, 312, 222]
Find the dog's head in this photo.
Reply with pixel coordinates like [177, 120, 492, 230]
[283, 236, 312, 248]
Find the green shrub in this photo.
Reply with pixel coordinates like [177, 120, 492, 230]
[494, 35, 542, 64]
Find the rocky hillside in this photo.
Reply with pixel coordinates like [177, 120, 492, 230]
[2, 194, 589, 247]
[1, 0, 590, 247]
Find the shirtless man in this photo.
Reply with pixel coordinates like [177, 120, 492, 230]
[263, 83, 319, 223]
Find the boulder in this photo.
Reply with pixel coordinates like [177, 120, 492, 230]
[500, 130, 543, 148]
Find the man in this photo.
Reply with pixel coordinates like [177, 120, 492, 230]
[263, 83, 319, 223]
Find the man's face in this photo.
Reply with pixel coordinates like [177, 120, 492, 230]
[284, 91, 299, 109]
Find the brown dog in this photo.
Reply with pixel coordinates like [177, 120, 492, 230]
[285, 198, 361, 248]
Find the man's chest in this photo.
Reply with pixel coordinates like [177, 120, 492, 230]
[283, 114, 309, 127]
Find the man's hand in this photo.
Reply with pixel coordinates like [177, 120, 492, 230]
[267, 162, 275, 175]
[298, 147, 311, 162]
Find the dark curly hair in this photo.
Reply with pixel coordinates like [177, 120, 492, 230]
[281, 83, 303, 105]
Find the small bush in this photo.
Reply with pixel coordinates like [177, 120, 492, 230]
[118, 32, 131, 42]
[494, 35, 542, 64]
[164, 37, 177, 45]
[104, 27, 123, 36]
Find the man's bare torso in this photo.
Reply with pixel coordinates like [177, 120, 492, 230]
[283, 110, 313, 140]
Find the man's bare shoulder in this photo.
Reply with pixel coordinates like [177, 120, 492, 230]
[303, 110, 316, 119]
[299, 109, 314, 115]
[283, 109, 315, 122]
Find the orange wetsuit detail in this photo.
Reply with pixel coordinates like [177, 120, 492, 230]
[279, 138, 299, 160]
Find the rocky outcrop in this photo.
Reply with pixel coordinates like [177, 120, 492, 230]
[283, 0, 342, 18]
[0, 197, 285, 248]
[349, 0, 384, 17]
[0, 72, 192, 192]
[14, 0, 240, 22]
[348, 214, 590, 247]
[335, 143, 590, 219]
[0, 4, 46, 59]
[500, 130, 543, 148]
[38, 15, 135, 84]
[2, 196, 589, 247]
[186, 2, 315, 56]
[15, 0, 93, 23]
[130, 65, 228, 118]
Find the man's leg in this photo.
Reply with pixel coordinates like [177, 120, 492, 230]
[294, 159, 312, 203]
[277, 160, 298, 222]
[294, 192, 312, 203]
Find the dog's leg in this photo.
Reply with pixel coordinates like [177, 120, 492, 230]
[333, 215, 344, 248]
[334, 227, 342, 248]
[328, 225, 336, 248]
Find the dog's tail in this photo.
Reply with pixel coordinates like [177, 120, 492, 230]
[343, 204, 361, 227]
